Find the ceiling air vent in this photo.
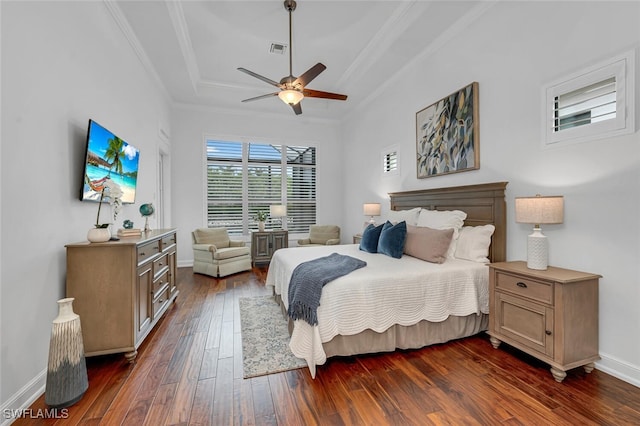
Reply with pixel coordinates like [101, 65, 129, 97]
[270, 42, 287, 55]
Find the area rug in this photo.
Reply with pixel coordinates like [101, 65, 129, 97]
[239, 295, 307, 378]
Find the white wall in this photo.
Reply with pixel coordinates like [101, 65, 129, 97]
[342, 1, 640, 385]
[170, 105, 343, 266]
[1, 1, 171, 415]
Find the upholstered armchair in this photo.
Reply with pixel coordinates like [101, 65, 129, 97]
[192, 228, 252, 277]
[297, 225, 341, 247]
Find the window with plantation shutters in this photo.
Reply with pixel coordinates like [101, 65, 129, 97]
[382, 148, 398, 175]
[544, 50, 634, 147]
[206, 139, 316, 236]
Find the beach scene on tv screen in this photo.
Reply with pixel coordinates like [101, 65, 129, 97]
[82, 121, 139, 204]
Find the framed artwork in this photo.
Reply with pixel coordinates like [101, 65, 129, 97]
[416, 82, 479, 178]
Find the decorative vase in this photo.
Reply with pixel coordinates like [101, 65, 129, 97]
[87, 227, 110, 243]
[258, 221, 265, 232]
[45, 298, 88, 408]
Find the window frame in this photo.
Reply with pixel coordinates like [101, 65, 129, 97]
[204, 137, 317, 238]
[542, 49, 635, 148]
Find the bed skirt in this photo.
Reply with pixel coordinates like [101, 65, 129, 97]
[275, 294, 488, 359]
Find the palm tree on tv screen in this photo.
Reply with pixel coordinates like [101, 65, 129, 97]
[104, 136, 125, 176]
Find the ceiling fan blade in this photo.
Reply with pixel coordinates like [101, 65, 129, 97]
[237, 67, 281, 87]
[303, 88, 348, 101]
[241, 92, 279, 103]
[291, 102, 302, 115]
[293, 63, 326, 88]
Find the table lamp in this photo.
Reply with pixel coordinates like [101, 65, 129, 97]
[270, 205, 287, 229]
[515, 195, 564, 270]
[363, 203, 381, 226]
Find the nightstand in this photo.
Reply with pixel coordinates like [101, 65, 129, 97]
[353, 234, 362, 244]
[251, 230, 288, 266]
[488, 261, 601, 382]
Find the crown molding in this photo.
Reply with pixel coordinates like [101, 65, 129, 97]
[103, 0, 172, 104]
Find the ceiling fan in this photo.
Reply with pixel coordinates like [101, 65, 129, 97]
[237, 0, 348, 115]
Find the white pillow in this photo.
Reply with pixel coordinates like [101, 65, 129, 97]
[416, 209, 467, 229]
[454, 224, 495, 263]
[417, 209, 467, 258]
[386, 207, 421, 226]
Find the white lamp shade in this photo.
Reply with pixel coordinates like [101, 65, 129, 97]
[278, 90, 304, 105]
[363, 203, 381, 216]
[270, 205, 287, 217]
[515, 196, 564, 225]
[515, 195, 563, 270]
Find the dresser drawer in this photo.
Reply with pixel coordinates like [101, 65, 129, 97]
[152, 270, 170, 297]
[161, 233, 177, 251]
[495, 272, 553, 305]
[152, 285, 171, 318]
[153, 253, 169, 277]
[137, 240, 160, 265]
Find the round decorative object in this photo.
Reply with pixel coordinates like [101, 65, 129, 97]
[45, 298, 88, 408]
[123, 219, 133, 229]
[140, 203, 154, 232]
[87, 227, 111, 243]
[139, 203, 155, 217]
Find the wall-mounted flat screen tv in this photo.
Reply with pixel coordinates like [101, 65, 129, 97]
[81, 119, 140, 204]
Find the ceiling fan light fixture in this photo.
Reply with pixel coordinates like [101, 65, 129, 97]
[278, 89, 304, 105]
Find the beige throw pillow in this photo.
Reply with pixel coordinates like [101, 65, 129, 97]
[404, 225, 454, 264]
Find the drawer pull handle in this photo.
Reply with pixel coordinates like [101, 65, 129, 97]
[140, 252, 146, 256]
[545, 330, 552, 335]
[516, 282, 528, 288]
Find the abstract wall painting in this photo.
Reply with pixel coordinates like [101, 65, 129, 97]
[416, 82, 479, 178]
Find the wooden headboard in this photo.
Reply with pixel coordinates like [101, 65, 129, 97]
[388, 181, 508, 262]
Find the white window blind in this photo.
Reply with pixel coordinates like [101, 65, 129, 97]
[554, 77, 616, 132]
[206, 140, 316, 235]
[544, 50, 634, 146]
[206, 141, 243, 234]
[383, 151, 398, 173]
[382, 146, 399, 176]
[286, 145, 316, 233]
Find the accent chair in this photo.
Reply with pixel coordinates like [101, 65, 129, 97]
[297, 225, 341, 247]
[192, 228, 251, 277]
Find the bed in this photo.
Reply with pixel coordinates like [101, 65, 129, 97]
[265, 181, 507, 377]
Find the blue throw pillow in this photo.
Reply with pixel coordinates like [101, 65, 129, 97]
[359, 223, 384, 253]
[378, 220, 407, 259]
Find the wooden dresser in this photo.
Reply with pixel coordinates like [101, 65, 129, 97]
[488, 261, 600, 382]
[251, 230, 288, 266]
[66, 229, 178, 362]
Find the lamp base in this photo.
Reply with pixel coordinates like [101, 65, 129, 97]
[527, 227, 548, 270]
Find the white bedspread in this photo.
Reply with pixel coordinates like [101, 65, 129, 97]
[265, 244, 489, 377]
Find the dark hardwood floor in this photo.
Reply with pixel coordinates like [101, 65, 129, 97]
[15, 267, 640, 425]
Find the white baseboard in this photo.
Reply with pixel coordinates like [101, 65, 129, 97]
[596, 352, 640, 388]
[177, 260, 193, 268]
[0, 369, 46, 426]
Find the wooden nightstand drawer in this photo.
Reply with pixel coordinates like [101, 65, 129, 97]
[495, 271, 552, 305]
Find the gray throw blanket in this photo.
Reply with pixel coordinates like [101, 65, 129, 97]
[287, 253, 367, 326]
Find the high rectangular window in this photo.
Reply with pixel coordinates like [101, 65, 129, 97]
[544, 50, 635, 147]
